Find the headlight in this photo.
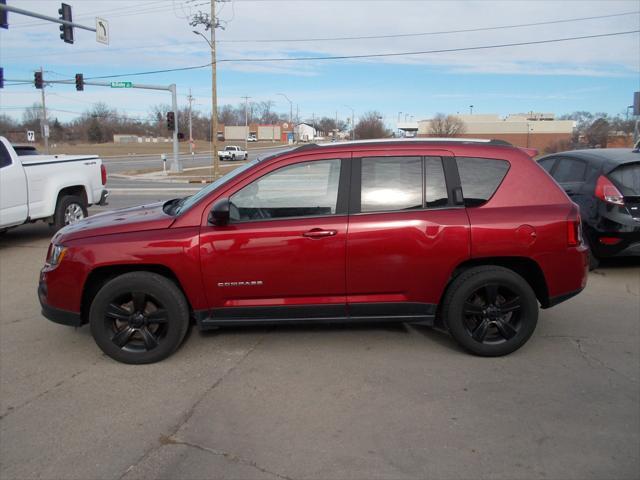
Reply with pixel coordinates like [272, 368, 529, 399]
[48, 244, 67, 266]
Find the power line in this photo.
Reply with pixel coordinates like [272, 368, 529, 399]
[4, 10, 637, 61]
[3, 29, 637, 84]
[215, 29, 640, 63]
[218, 11, 640, 43]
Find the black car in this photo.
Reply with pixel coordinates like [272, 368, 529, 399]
[539, 148, 640, 268]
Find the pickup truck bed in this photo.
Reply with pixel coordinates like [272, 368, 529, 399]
[0, 137, 108, 231]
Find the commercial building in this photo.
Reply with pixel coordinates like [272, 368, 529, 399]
[416, 113, 575, 152]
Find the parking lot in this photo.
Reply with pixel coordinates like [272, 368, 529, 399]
[1, 199, 639, 480]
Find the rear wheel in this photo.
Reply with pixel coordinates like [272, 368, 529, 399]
[53, 195, 87, 230]
[89, 272, 189, 364]
[583, 231, 600, 270]
[442, 266, 538, 356]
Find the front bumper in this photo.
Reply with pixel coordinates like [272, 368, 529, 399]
[38, 280, 82, 326]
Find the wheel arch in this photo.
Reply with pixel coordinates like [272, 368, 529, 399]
[440, 256, 550, 316]
[56, 185, 88, 207]
[81, 264, 193, 324]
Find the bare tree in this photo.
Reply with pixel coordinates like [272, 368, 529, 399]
[354, 111, 390, 139]
[429, 114, 466, 136]
[585, 118, 610, 147]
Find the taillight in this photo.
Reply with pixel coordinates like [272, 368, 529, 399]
[595, 175, 624, 205]
[100, 164, 107, 185]
[567, 207, 583, 247]
[599, 237, 622, 246]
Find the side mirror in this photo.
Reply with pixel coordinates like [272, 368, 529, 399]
[208, 198, 230, 226]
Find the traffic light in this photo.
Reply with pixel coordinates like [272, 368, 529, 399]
[0, 68, 4, 89]
[34, 71, 43, 89]
[75, 73, 84, 91]
[58, 3, 73, 44]
[167, 111, 175, 131]
[0, 0, 8, 30]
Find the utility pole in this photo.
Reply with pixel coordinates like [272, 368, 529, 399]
[345, 105, 355, 141]
[187, 89, 194, 155]
[242, 95, 251, 151]
[210, 0, 219, 178]
[277, 93, 293, 143]
[39, 67, 49, 154]
[191, 4, 223, 177]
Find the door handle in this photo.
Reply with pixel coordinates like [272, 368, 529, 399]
[303, 228, 337, 239]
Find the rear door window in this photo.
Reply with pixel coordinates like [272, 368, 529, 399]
[552, 157, 587, 183]
[538, 158, 556, 173]
[609, 163, 640, 196]
[456, 157, 509, 206]
[360, 157, 422, 212]
[424, 157, 448, 208]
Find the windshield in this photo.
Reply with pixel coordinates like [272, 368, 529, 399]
[225, 146, 235, 151]
[176, 159, 258, 214]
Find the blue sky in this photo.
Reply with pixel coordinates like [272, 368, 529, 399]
[1, 0, 639, 127]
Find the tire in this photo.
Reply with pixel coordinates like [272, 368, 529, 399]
[89, 272, 190, 364]
[53, 195, 87, 230]
[442, 266, 538, 357]
[583, 232, 599, 270]
[231, 154, 236, 161]
[244, 154, 248, 161]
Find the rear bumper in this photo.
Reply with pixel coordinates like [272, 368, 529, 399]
[547, 287, 584, 308]
[98, 189, 109, 206]
[612, 243, 640, 257]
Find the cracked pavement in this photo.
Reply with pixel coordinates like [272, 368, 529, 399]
[1, 221, 639, 480]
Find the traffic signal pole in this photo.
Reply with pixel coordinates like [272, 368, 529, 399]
[170, 83, 180, 172]
[7, 76, 182, 171]
[0, 3, 96, 34]
[39, 68, 49, 154]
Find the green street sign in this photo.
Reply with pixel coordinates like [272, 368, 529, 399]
[110, 81, 132, 88]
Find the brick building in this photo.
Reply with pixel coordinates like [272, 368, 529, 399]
[416, 113, 575, 152]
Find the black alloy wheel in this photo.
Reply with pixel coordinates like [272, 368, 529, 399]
[462, 284, 522, 344]
[105, 291, 168, 353]
[442, 266, 538, 356]
[90, 272, 189, 364]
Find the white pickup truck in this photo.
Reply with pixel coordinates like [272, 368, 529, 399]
[0, 136, 109, 233]
[218, 145, 248, 161]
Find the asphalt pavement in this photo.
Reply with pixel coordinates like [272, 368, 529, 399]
[0, 188, 639, 480]
[102, 145, 286, 175]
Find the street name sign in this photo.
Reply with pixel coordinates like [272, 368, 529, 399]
[111, 81, 132, 88]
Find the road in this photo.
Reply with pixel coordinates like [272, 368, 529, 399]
[102, 145, 287, 175]
[0, 187, 639, 480]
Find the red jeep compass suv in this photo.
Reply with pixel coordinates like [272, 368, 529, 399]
[39, 139, 588, 364]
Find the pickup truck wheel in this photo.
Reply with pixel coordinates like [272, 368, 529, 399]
[231, 154, 236, 161]
[442, 266, 538, 357]
[54, 195, 87, 229]
[89, 272, 189, 364]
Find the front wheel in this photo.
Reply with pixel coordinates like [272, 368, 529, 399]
[442, 266, 538, 357]
[89, 272, 190, 364]
[53, 195, 87, 230]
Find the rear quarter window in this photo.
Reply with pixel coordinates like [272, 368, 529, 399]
[456, 157, 510, 207]
[609, 163, 640, 196]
